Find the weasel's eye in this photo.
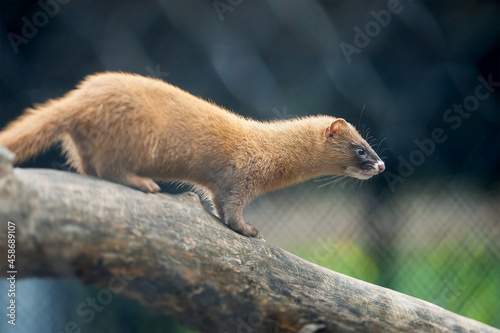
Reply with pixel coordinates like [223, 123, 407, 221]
[357, 148, 365, 155]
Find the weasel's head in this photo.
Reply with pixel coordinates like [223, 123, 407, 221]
[323, 118, 385, 180]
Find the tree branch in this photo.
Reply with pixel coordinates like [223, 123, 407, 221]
[0, 147, 497, 333]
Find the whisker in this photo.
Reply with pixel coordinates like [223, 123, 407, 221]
[358, 105, 366, 129]
[320, 179, 344, 188]
[318, 175, 346, 188]
[378, 147, 391, 155]
[348, 178, 359, 190]
[336, 177, 353, 189]
[375, 137, 387, 151]
[364, 128, 371, 140]
[313, 175, 336, 183]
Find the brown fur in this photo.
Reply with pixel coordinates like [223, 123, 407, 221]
[0, 72, 384, 237]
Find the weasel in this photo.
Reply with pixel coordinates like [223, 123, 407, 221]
[0, 72, 385, 238]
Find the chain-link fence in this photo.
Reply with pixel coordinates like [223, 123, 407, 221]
[247, 181, 500, 327]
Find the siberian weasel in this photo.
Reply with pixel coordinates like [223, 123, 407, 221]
[0, 72, 385, 238]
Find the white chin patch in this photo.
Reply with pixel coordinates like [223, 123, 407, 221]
[346, 166, 376, 180]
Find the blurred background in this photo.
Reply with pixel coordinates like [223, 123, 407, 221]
[0, 0, 499, 332]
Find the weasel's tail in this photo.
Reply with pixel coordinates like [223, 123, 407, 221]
[0, 98, 69, 164]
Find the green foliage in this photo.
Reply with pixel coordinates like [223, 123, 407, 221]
[292, 240, 380, 282]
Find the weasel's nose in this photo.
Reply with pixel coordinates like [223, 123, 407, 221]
[377, 161, 385, 173]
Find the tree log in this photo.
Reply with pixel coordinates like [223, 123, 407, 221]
[0, 147, 497, 333]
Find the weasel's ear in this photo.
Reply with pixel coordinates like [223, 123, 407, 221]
[325, 118, 347, 138]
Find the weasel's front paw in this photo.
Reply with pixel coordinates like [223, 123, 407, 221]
[242, 223, 263, 239]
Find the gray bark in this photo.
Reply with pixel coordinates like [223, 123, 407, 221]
[0, 147, 497, 333]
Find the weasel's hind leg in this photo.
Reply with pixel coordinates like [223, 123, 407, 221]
[121, 173, 161, 193]
[97, 167, 160, 193]
[91, 155, 159, 193]
[62, 128, 159, 193]
[60, 134, 97, 176]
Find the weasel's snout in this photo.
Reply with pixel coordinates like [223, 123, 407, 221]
[377, 161, 385, 173]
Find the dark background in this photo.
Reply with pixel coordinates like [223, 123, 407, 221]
[0, 1, 499, 332]
[1, 0, 499, 190]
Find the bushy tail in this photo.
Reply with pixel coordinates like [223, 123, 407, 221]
[0, 99, 69, 164]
